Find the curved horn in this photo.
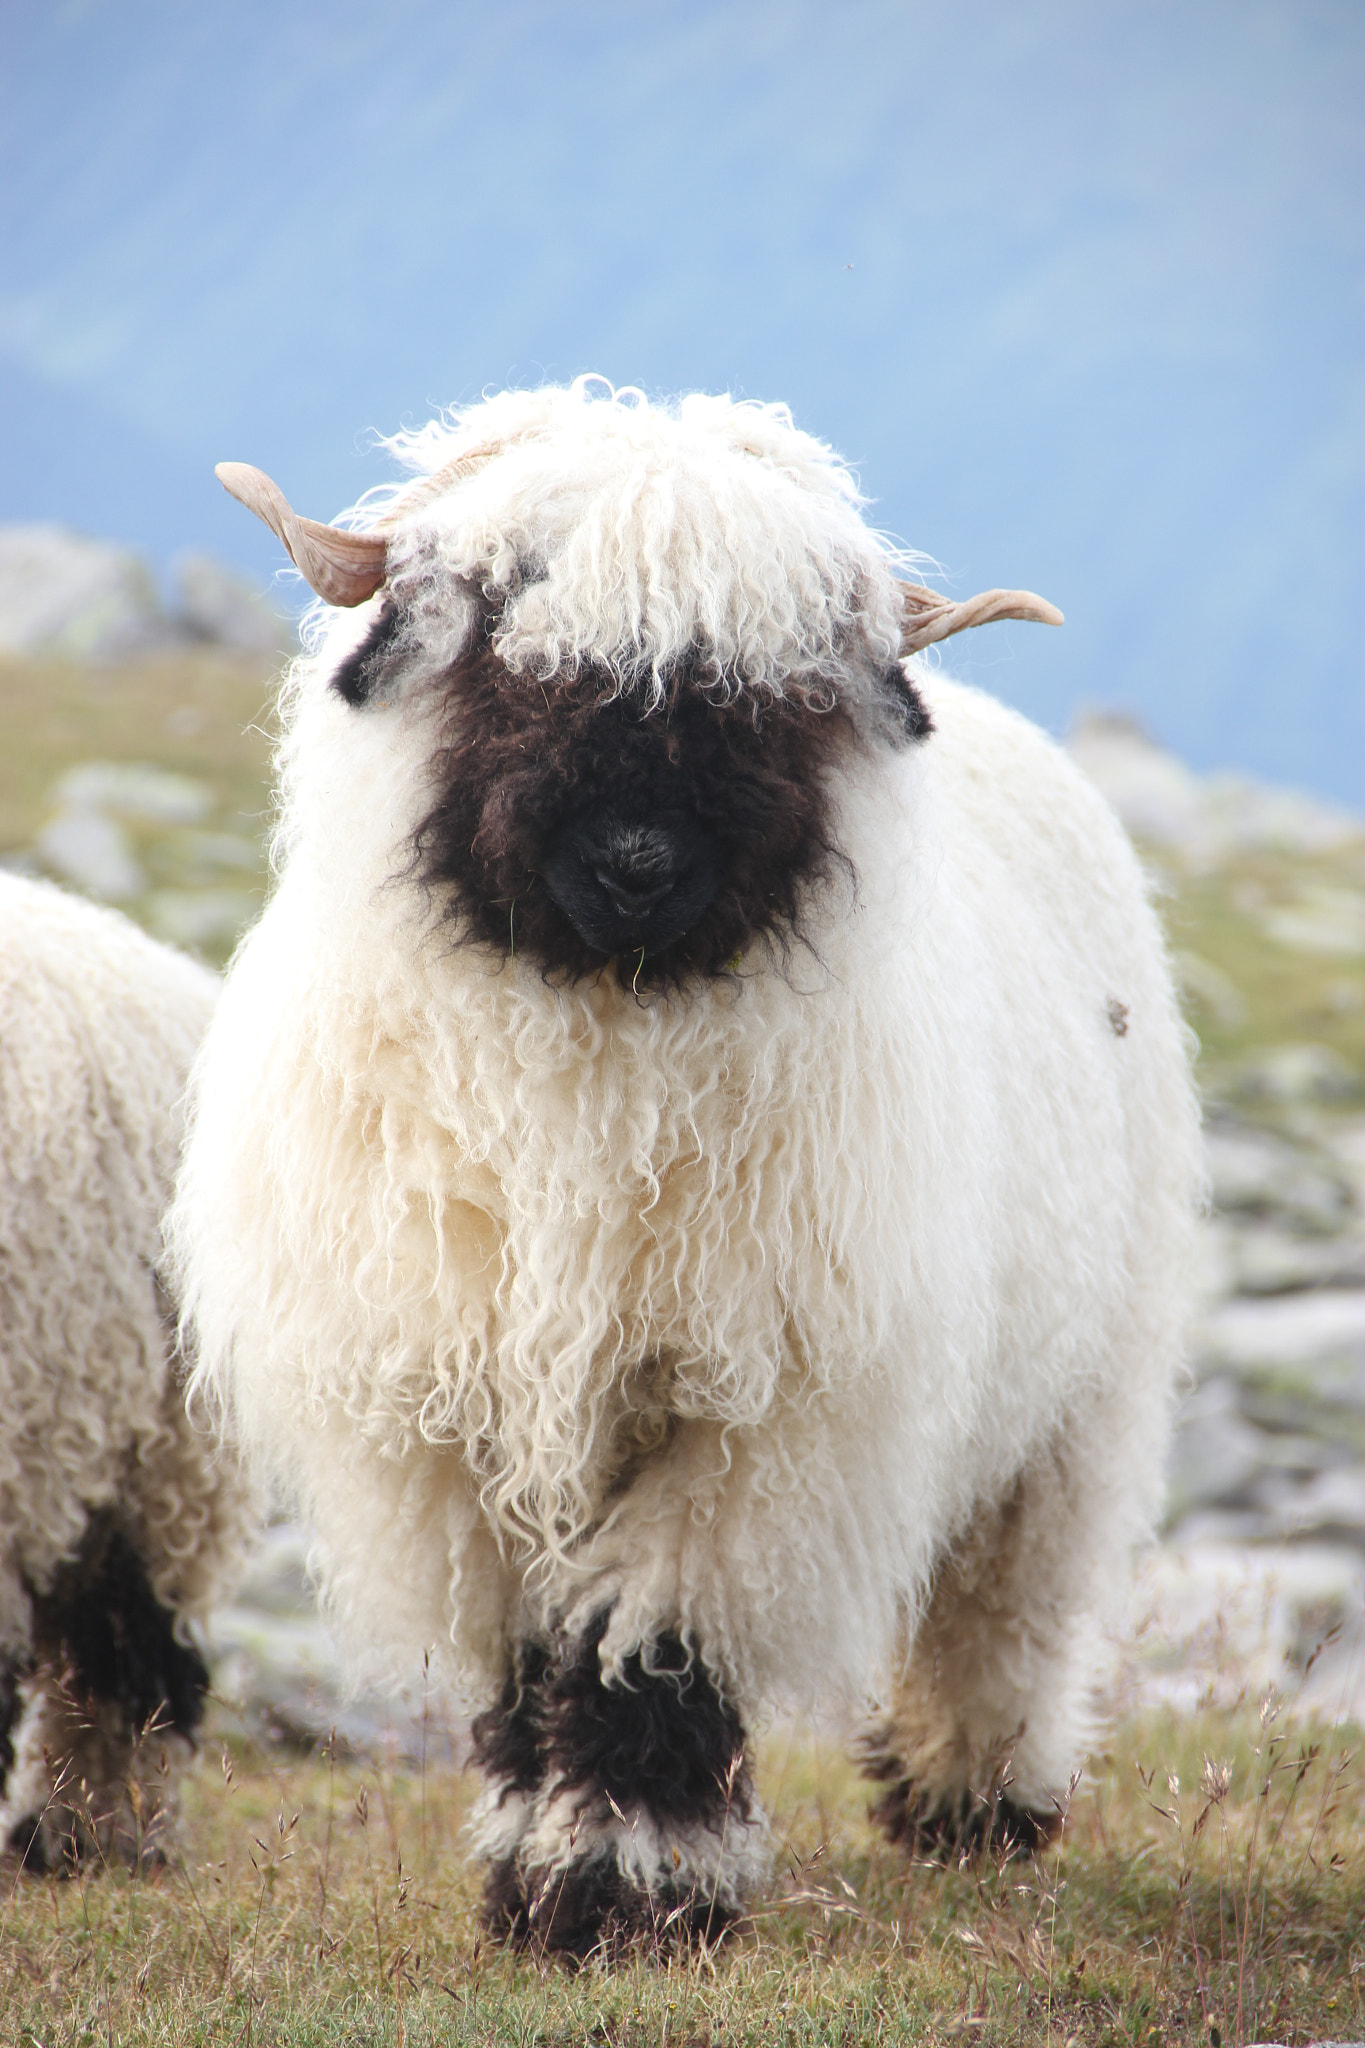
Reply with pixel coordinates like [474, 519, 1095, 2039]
[215, 462, 388, 607]
[388, 439, 509, 517]
[900, 582, 1064, 656]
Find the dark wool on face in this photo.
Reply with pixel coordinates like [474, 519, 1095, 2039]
[333, 601, 931, 989]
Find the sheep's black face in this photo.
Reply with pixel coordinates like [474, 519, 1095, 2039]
[344, 601, 929, 989]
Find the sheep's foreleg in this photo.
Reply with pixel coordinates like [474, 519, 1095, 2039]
[470, 1611, 763, 1958]
[863, 1370, 1163, 1862]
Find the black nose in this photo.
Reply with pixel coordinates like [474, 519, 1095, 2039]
[543, 809, 720, 959]
[592, 825, 676, 917]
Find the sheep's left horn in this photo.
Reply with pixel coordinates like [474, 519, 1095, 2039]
[215, 462, 388, 607]
[899, 583, 1064, 656]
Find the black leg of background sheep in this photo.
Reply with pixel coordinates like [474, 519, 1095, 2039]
[3, 1513, 210, 1873]
[0, 1653, 23, 1788]
[471, 1614, 755, 1959]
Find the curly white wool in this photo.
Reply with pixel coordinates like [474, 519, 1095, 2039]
[311, 377, 911, 703]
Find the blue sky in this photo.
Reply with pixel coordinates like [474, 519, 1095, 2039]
[2, 0, 1361, 800]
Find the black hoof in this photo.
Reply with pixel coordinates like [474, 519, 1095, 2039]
[870, 1775, 1061, 1862]
[5, 1811, 82, 1876]
[482, 1850, 739, 1961]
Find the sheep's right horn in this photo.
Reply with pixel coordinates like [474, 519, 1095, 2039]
[215, 462, 388, 607]
[900, 583, 1064, 655]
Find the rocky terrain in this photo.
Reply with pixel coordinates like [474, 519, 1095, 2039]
[0, 523, 292, 663]
[1, 636, 1362, 1750]
[1070, 715, 1365, 1726]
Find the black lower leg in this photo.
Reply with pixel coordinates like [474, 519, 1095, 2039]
[865, 1749, 1061, 1862]
[474, 1612, 753, 1957]
[6, 1515, 210, 1870]
[0, 1653, 24, 1789]
[30, 1512, 209, 1741]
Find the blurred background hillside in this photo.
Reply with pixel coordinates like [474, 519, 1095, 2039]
[1, 0, 1362, 1740]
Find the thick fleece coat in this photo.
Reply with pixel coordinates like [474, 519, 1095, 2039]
[0, 875, 252, 1868]
[171, 381, 1201, 1945]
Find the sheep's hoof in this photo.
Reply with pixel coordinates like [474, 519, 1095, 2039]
[3, 1808, 97, 1877]
[5, 1812, 61, 1876]
[4, 1805, 173, 1878]
[870, 1778, 1061, 1863]
[482, 1852, 738, 1962]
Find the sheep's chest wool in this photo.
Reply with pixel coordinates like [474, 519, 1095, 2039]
[172, 380, 1202, 1957]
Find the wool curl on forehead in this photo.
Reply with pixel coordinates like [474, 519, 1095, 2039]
[330, 378, 914, 707]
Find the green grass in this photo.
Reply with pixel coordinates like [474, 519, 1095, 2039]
[0, 650, 278, 967]
[3, 1702, 1362, 2046]
[1154, 842, 1365, 1098]
[0, 651, 277, 849]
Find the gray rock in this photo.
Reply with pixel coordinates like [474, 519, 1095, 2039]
[32, 763, 217, 903]
[1197, 1290, 1365, 1378]
[1165, 1377, 1269, 1516]
[1126, 1539, 1365, 1720]
[1224, 1221, 1365, 1296]
[206, 1523, 458, 1759]
[0, 525, 295, 664]
[33, 808, 145, 899]
[1068, 712, 1365, 857]
[173, 551, 292, 655]
[172, 828, 262, 874]
[1321, 1114, 1365, 1202]
[1201, 772, 1365, 856]
[1228, 1042, 1363, 1110]
[1068, 712, 1212, 848]
[0, 523, 173, 660]
[52, 760, 212, 824]
[146, 887, 256, 949]
[1252, 1463, 1365, 1544]
[1204, 1115, 1355, 1235]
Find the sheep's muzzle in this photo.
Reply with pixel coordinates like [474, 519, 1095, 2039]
[542, 809, 721, 958]
[411, 641, 869, 989]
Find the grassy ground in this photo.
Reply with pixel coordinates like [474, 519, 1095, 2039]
[1160, 842, 1365, 1099]
[0, 652, 277, 852]
[0, 650, 277, 966]
[2, 1699, 1362, 2047]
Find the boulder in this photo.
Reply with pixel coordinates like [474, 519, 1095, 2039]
[1069, 710, 1364, 858]
[0, 523, 171, 660]
[0, 524, 294, 661]
[173, 550, 292, 654]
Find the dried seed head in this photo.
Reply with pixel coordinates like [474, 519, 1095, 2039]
[1201, 1756, 1232, 1803]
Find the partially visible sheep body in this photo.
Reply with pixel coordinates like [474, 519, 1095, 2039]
[173, 383, 1201, 1952]
[0, 875, 252, 1869]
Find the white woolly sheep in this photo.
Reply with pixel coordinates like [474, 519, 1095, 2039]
[0, 874, 252, 1870]
[172, 379, 1201, 1954]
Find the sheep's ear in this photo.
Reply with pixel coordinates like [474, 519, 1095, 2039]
[899, 583, 1063, 656]
[215, 462, 388, 608]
